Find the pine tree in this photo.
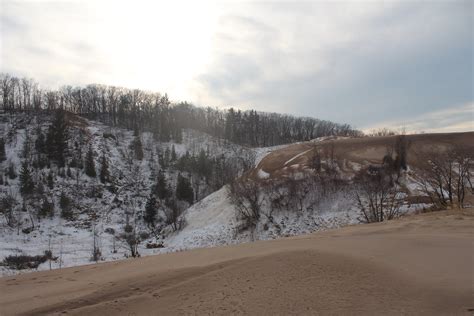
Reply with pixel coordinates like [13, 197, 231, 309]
[176, 174, 194, 204]
[46, 109, 69, 167]
[19, 160, 34, 196]
[85, 145, 96, 177]
[144, 194, 157, 226]
[174, 127, 183, 144]
[171, 145, 177, 162]
[35, 127, 46, 154]
[7, 162, 16, 179]
[132, 135, 143, 160]
[47, 171, 54, 189]
[0, 138, 6, 162]
[197, 149, 211, 178]
[99, 152, 110, 183]
[164, 147, 170, 166]
[39, 198, 54, 218]
[22, 129, 31, 159]
[153, 170, 170, 200]
[59, 191, 72, 219]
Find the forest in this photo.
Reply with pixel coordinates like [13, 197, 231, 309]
[0, 73, 361, 147]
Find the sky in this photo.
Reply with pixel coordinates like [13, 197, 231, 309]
[0, 0, 472, 132]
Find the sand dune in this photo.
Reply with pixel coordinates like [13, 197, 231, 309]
[1, 209, 473, 315]
[252, 132, 474, 179]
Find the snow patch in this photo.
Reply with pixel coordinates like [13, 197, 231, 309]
[257, 169, 270, 179]
[284, 148, 313, 166]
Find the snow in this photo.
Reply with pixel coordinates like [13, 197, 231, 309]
[0, 113, 253, 275]
[253, 144, 288, 167]
[310, 136, 350, 143]
[284, 148, 313, 166]
[257, 169, 270, 179]
[164, 187, 241, 250]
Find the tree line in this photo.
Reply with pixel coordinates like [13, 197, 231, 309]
[0, 73, 361, 147]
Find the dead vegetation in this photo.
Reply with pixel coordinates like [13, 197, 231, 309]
[413, 146, 473, 209]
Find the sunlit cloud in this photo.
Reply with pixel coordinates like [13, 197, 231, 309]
[365, 103, 474, 134]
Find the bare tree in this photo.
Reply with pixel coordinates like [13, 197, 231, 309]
[414, 147, 472, 209]
[117, 214, 149, 258]
[0, 191, 19, 227]
[354, 171, 404, 223]
[163, 199, 186, 232]
[228, 179, 263, 233]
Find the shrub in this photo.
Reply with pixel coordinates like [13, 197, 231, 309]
[1, 251, 57, 270]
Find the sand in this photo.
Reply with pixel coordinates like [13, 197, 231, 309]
[1, 209, 473, 315]
[251, 132, 474, 179]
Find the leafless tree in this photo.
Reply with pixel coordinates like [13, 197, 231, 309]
[228, 179, 263, 233]
[0, 191, 19, 227]
[354, 171, 404, 223]
[117, 214, 149, 258]
[414, 147, 472, 209]
[163, 199, 186, 232]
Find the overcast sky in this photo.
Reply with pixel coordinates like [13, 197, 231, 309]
[1, 0, 472, 132]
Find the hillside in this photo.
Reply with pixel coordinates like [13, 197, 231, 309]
[1, 208, 472, 315]
[0, 112, 254, 275]
[160, 132, 473, 252]
[252, 132, 474, 178]
[1, 111, 472, 276]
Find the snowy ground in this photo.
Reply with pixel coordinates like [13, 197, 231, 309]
[0, 114, 252, 275]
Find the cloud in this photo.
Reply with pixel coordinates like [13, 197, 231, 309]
[365, 102, 474, 134]
[193, 1, 473, 129]
[1, 0, 472, 132]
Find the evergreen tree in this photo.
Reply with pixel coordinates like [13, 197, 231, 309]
[85, 145, 96, 177]
[153, 170, 170, 200]
[158, 152, 167, 169]
[46, 109, 69, 167]
[47, 171, 54, 189]
[39, 198, 54, 218]
[0, 138, 5, 162]
[22, 129, 31, 159]
[164, 147, 170, 166]
[176, 174, 194, 204]
[171, 145, 177, 162]
[197, 149, 211, 178]
[19, 160, 34, 196]
[99, 152, 110, 183]
[59, 191, 72, 219]
[131, 135, 143, 160]
[144, 194, 157, 226]
[7, 162, 17, 179]
[173, 126, 183, 143]
[35, 127, 46, 154]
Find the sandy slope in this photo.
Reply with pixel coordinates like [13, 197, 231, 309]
[253, 132, 474, 179]
[1, 209, 473, 315]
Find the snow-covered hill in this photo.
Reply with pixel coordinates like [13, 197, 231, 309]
[1, 112, 471, 276]
[0, 112, 254, 275]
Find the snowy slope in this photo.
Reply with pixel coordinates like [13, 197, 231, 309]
[0, 113, 436, 276]
[164, 187, 241, 250]
[0, 113, 253, 275]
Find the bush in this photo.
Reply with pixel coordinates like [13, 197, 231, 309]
[228, 179, 263, 231]
[103, 132, 116, 140]
[1, 251, 57, 270]
[146, 242, 164, 249]
[38, 198, 55, 218]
